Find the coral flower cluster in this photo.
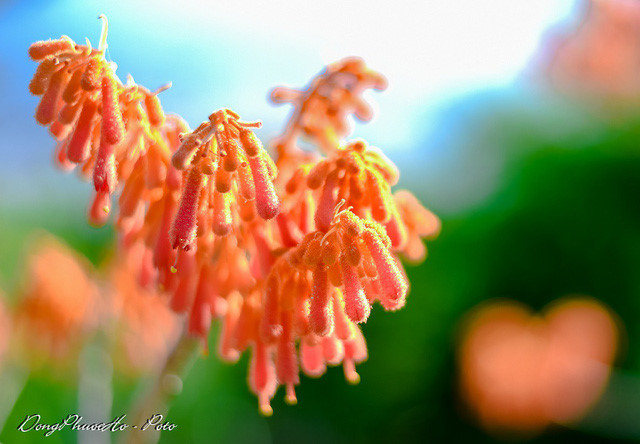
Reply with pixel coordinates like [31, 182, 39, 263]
[12, 235, 99, 365]
[108, 243, 182, 374]
[270, 57, 388, 153]
[28, 20, 440, 414]
[2, 233, 180, 375]
[539, 0, 640, 99]
[28, 17, 177, 228]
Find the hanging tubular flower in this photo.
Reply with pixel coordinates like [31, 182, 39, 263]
[270, 57, 387, 153]
[392, 190, 441, 262]
[28, 16, 175, 227]
[12, 234, 99, 367]
[170, 108, 279, 235]
[293, 208, 410, 312]
[109, 243, 181, 375]
[282, 139, 438, 257]
[287, 139, 399, 231]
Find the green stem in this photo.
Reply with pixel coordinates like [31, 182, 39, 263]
[120, 327, 200, 444]
[0, 363, 29, 435]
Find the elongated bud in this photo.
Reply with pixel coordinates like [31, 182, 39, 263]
[101, 69, 125, 145]
[170, 166, 205, 250]
[363, 229, 408, 302]
[322, 335, 344, 365]
[327, 260, 343, 287]
[118, 168, 145, 218]
[88, 190, 111, 227]
[81, 58, 102, 91]
[145, 93, 165, 126]
[172, 136, 201, 170]
[285, 168, 305, 194]
[301, 339, 326, 377]
[260, 274, 282, 343]
[332, 295, 353, 341]
[238, 196, 256, 221]
[29, 57, 58, 95]
[249, 342, 277, 416]
[343, 327, 367, 384]
[188, 269, 212, 340]
[349, 174, 366, 201]
[239, 128, 263, 157]
[233, 297, 259, 352]
[29, 37, 73, 60]
[309, 265, 333, 336]
[344, 237, 362, 267]
[307, 160, 331, 189]
[215, 166, 232, 193]
[341, 257, 370, 323]
[49, 120, 70, 140]
[276, 214, 302, 248]
[385, 208, 409, 250]
[315, 171, 339, 231]
[212, 189, 232, 236]
[62, 68, 83, 103]
[54, 140, 75, 172]
[321, 237, 340, 266]
[93, 131, 117, 193]
[294, 278, 311, 337]
[153, 195, 177, 274]
[237, 161, 256, 200]
[262, 151, 277, 180]
[248, 154, 279, 219]
[276, 311, 299, 404]
[170, 249, 197, 312]
[36, 67, 69, 125]
[252, 229, 275, 277]
[222, 139, 241, 171]
[58, 99, 82, 125]
[218, 293, 242, 362]
[368, 170, 391, 223]
[145, 142, 168, 189]
[302, 234, 323, 268]
[66, 98, 97, 163]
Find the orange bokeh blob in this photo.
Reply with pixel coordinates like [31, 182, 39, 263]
[12, 234, 99, 366]
[458, 297, 619, 435]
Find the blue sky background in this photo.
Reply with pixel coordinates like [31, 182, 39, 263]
[0, 0, 579, 213]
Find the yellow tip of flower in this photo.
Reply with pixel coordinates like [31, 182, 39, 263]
[285, 395, 298, 406]
[347, 373, 361, 385]
[102, 206, 110, 214]
[170, 266, 177, 274]
[259, 405, 273, 417]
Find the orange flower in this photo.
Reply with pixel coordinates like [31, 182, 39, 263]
[12, 234, 99, 366]
[0, 293, 9, 366]
[169, 109, 279, 251]
[28, 16, 177, 227]
[392, 190, 441, 262]
[270, 57, 387, 153]
[108, 243, 182, 374]
[540, 0, 640, 99]
[458, 297, 619, 436]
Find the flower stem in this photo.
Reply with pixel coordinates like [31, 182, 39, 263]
[120, 326, 199, 444]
